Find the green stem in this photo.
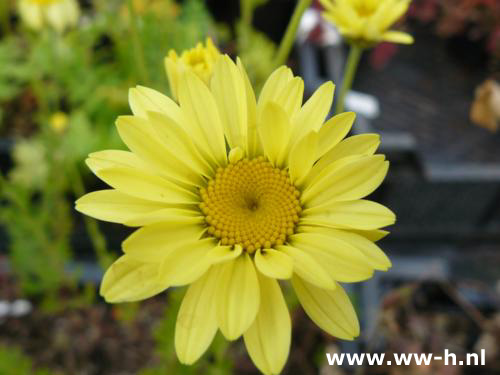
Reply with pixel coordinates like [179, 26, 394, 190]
[127, 0, 150, 85]
[0, 182, 64, 289]
[27, 32, 51, 114]
[335, 44, 363, 114]
[71, 167, 113, 270]
[273, 0, 312, 69]
[0, 0, 10, 35]
[240, 0, 253, 25]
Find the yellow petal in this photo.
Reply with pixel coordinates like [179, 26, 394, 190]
[318, 0, 336, 13]
[176, 268, 219, 364]
[278, 245, 336, 289]
[290, 81, 335, 144]
[324, 0, 359, 26]
[290, 232, 374, 282]
[211, 55, 248, 150]
[381, 0, 411, 30]
[216, 254, 260, 340]
[123, 222, 206, 262]
[205, 244, 243, 265]
[302, 155, 389, 206]
[124, 207, 203, 227]
[350, 229, 389, 242]
[288, 131, 318, 185]
[254, 249, 293, 280]
[116, 116, 203, 186]
[243, 274, 291, 375]
[146, 111, 215, 176]
[303, 154, 363, 192]
[258, 102, 290, 167]
[302, 199, 396, 230]
[133, 86, 215, 170]
[95, 166, 198, 204]
[330, 228, 391, 270]
[164, 51, 181, 100]
[257, 66, 293, 118]
[274, 77, 304, 118]
[316, 112, 356, 158]
[322, 0, 363, 34]
[86, 150, 148, 174]
[128, 85, 184, 124]
[300, 227, 391, 271]
[228, 146, 245, 164]
[382, 31, 414, 44]
[100, 255, 168, 303]
[159, 238, 215, 286]
[292, 276, 360, 340]
[307, 134, 380, 183]
[237, 57, 262, 158]
[75, 189, 168, 224]
[178, 70, 227, 167]
[317, 134, 380, 168]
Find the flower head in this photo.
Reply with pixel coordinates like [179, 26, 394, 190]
[76, 55, 395, 375]
[320, 0, 413, 46]
[18, 0, 80, 32]
[164, 38, 221, 100]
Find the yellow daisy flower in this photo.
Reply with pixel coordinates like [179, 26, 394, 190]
[164, 38, 221, 101]
[18, 0, 79, 32]
[76, 56, 395, 375]
[319, 0, 413, 45]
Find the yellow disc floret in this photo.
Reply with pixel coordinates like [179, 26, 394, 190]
[200, 157, 302, 253]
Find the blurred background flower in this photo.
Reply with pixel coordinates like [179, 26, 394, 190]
[319, 0, 413, 46]
[165, 37, 220, 100]
[49, 111, 69, 133]
[18, 0, 80, 32]
[9, 139, 48, 188]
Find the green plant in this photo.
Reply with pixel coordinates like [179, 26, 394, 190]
[0, 345, 58, 375]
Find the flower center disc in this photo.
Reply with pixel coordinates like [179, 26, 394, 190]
[199, 157, 302, 253]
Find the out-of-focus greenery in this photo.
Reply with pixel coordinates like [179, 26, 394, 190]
[236, 21, 277, 91]
[0, 345, 58, 375]
[237, 0, 277, 90]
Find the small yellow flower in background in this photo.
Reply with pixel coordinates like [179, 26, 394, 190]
[10, 140, 48, 188]
[164, 38, 221, 100]
[320, 0, 413, 46]
[76, 54, 395, 374]
[49, 111, 69, 133]
[120, 0, 179, 23]
[18, 0, 80, 32]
